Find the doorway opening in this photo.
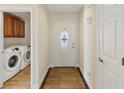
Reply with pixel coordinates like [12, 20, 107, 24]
[0, 11, 32, 89]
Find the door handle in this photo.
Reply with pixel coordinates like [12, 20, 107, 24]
[99, 57, 103, 63]
[2, 50, 4, 53]
[122, 57, 124, 66]
[72, 47, 75, 48]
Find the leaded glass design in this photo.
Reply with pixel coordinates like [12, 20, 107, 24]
[60, 29, 69, 49]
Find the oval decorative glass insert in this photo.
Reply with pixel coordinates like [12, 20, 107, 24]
[60, 30, 69, 49]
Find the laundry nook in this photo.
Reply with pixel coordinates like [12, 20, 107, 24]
[1, 12, 31, 89]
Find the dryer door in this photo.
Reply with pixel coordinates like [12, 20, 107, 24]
[4, 53, 21, 71]
[24, 48, 31, 63]
[8, 55, 18, 68]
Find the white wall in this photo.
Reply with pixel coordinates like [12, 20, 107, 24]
[79, 5, 97, 88]
[36, 5, 50, 88]
[4, 18, 30, 48]
[49, 14, 80, 67]
[79, 9, 84, 73]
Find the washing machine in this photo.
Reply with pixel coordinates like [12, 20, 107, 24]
[20, 45, 31, 70]
[2, 47, 21, 82]
[10, 45, 31, 70]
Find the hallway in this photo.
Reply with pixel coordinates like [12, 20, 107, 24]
[41, 68, 87, 89]
[1, 4, 124, 89]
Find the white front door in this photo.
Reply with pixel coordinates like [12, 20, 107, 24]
[98, 5, 124, 89]
[54, 22, 76, 67]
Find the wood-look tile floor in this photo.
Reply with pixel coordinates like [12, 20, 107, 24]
[3, 65, 30, 89]
[42, 68, 86, 89]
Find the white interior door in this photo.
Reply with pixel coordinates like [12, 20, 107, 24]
[98, 5, 124, 89]
[54, 22, 76, 67]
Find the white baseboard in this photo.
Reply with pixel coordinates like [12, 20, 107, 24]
[38, 66, 49, 89]
[83, 73, 93, 89]
[75, 64, 80, 67]
[31, 66, 49, 89]
[79, 65, 83, 73]
[49, 64, 79, 68]
[79, 66, 93, 89]
[32, 83, 39, 89]
[49, 63, 54, 68]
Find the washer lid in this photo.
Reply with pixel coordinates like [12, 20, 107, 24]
[4, 52, 21, 72]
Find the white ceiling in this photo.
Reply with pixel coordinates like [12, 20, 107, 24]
[44, 4, 83, 14]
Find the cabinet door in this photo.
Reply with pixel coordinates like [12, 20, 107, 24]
[13, 19, 20, 37]
[20, 21, 25, 37]
[4, 13, 14, 37]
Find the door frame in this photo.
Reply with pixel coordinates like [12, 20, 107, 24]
[96, 4, 102, 88]
[51, 20, 79, 67]
[0, 12, 4, 88]
[0, 7, 34, 88]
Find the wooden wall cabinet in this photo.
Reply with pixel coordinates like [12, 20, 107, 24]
[4, 13, 25, 38]
[4, 13, 14, 37]
[20, 21, 25, 37]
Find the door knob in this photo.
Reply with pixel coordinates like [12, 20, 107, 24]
[99, 57, 103, 63]
[122, 57, 124, 66]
